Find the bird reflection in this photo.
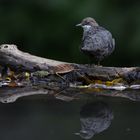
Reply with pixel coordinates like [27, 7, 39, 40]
[76, 101, 114, 139]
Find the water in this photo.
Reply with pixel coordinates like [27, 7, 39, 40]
[0, 95, 140, 140]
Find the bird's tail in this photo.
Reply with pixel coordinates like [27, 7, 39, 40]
[112, 38, 115, 47]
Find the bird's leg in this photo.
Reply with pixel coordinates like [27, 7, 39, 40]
[97, 61, 102, 67]
[97, 61, 100, 66]
[88, 57, 92, 65]
[88, 56, 95, 67]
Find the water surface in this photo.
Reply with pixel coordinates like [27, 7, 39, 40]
[0, 95, 140, 140]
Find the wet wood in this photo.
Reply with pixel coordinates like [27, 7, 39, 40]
[0, 86, 140, 103]
[0, 44, 140, 82]
[0, 44, 74, 73]
[0, 44, 140, 103]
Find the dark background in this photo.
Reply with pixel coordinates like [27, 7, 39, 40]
[0, 1, 140, 140]
[0, 0, 140, 66]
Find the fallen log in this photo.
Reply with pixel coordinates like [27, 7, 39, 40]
[0, 44, 140, 103]
[0, 44, 140, 82]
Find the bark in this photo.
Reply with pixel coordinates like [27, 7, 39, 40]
[0, 44, 140, 103]
[0, 44, 139, 81]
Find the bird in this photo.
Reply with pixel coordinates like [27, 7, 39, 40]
[76, 17, 115, 65]
[75, 101, 114, 139]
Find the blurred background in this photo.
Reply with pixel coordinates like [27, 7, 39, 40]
[0, 1, 140, 140]
[0, 0, 140, 66]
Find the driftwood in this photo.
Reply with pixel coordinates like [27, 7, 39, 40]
[0, 44, 140, 103]
[0, 44, 140, 80]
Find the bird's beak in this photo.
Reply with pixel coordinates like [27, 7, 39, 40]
[76, 23, 82, 27]
[75, 132, 80, 135]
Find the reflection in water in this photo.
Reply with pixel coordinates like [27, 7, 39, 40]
[0, 97, 140, 140]
[76, 101, 114, 139]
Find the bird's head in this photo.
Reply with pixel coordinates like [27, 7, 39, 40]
[76, 17, 99, 30]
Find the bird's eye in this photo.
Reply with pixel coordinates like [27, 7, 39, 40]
[4, 45, 8, 48]
[85, 21, 89, 25]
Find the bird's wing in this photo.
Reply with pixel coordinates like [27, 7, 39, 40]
[81, 27, 115, 56]
[93, 29, 115, 51]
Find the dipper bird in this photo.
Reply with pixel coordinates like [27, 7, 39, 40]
[76, 17, 115, 65]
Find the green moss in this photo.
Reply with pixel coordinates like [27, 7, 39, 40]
[32, 71, 49, 78]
